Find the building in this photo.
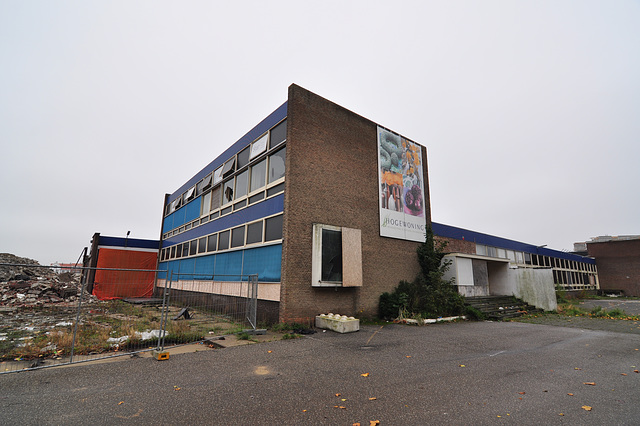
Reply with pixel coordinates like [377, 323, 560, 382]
[581, 236, 640, 296]
[433, 223, 599, 311]
[158, 84, 430, 323]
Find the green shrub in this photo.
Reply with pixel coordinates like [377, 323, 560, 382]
[379, 226, 465, 320]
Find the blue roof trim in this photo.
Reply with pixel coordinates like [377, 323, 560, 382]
[98, 236, 160, 250]
[432, 222, 595, 264]
[163, 193, 284, 246]
[167, 101, 288, 204]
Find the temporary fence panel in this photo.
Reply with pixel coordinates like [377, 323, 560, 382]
[156, 272, 258, 351]
[1, 263, 258, 374]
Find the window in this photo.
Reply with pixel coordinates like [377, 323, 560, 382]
[198, 173, 212, 194]
[176, 244, 183, 258]
[218, 230, 230, 250]
[221, 158, 236, 178]
[220, 206, 232, 216]
[311, 224, 362, 287]
[266, 182, 285, 197]
[250, 159, 266, 192]
[234, 200, 246, 210]
[264, 215, 283, 242]
[183, 242, 189, 257]
[207, 234, 217, 252]
[189, 240, 197, 256]
[268, 147, 286, 183]
[213, 166, 223, 185]
[171, 245, 177, 259]
[246, 221, 263, 245]
[184, 186, 196, 202]
[269, 119, 287, 148]
[223, 179, 234, 205]
[250, 133, 268, 160]
[231, 226, 245, 248]
[515, 252, 524, 264]
[235, 170, 248, 199]
[211, 186, 221, 211]
[476, 244, 487, 256]
[198, 237, 207, 253]
[249, 192, 265, 204]
[237, 147, 250, 169]
[486, 246, 497, 257]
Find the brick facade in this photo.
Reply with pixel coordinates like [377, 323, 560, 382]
[435, 236, 476, 255]
[279, 84, 431, 323]
[587, 239, 640, 296]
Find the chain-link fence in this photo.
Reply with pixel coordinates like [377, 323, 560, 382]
[1, 264, 258, 374]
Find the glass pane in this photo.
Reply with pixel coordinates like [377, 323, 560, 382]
[250, 159, 267, 191]
[176, 244, 183, 258]
[202, 191, 212, 216]
[198, 237, 207, 253]
[246, 221, 263, 244]
[234, 199, 246, 210]
[221, 158, 236, 178]
[211, 186, 221, 211]
[213, 166, 223, 185]
[207, 234, 217, 252]
[250, 133, 268, 160]
[231, 226, 245, 248]
[266, 183, 284, 197]
[183, 242, 190, 256]
[235, 170, 248, 199]
[264, 215, 283, 242]
[268, 147, 286, 183]
[321, 229, 342, 282]
[269, 119, 287, 148]
[223, 179, 234, 205]
[237, 146, 250, 169]
[220, 206, 232, 216]
[249, 192, 264, 204]
[190, 240, 197, 256]
[171, 246, 176, 258]
[218, 230, 230, 250]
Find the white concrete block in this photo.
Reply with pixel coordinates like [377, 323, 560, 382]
[316, 314, 359, 333]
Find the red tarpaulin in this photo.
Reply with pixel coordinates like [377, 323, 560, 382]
[93, 248, 157, 300]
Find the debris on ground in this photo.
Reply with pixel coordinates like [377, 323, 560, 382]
[0, 253, 97, 307]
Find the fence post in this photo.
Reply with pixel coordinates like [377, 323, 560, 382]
[246, 274, 258, 332]
[157, 271, 173, 352]
[69, 266, 89, 363]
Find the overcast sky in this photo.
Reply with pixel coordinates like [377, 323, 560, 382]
[1, 1, 638, 265]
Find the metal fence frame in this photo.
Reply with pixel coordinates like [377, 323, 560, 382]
[1, 263, 258, 374]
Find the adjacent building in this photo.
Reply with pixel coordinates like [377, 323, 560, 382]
[578, 236, 640, 296]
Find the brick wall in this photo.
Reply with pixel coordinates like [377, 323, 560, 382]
[279, 84, 431, 323]
[587, 239, 640, 296]
[435, 236, 476, 255]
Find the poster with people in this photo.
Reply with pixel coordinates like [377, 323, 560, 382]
[377, 126, 426, 242]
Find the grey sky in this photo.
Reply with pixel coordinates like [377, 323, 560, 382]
[1, 1, 638, 265]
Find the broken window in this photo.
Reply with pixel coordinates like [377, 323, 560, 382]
[250, 133, 268, 160]
[221, 158, 236, 178]
[268, 147, 286, 183]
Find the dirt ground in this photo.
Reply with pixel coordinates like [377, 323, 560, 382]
[512, 298, 640, 335]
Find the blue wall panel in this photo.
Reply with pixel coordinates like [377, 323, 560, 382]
[163, 214, 174, 234]
[243, 245, 282, 282]
[158, 243, 282, 283]
[185, 196, 202, 223]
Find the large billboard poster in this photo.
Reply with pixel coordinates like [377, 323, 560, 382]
[377, 126, 426, 242]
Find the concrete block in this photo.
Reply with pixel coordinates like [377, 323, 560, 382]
[315, 313, 359, 333]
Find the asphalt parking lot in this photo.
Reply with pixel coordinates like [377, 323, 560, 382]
[2, 320, 640, 425]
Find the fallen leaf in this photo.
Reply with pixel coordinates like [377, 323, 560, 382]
[582, 405, 592, 411]
[634, 370, 639, 374]
[497, 415, 501, 418]
[370, 422, 380, 426]
[459, 364, 466, 367]
[583, 382, 596, 386]
[567, 393, 574, 396]
[361, 373, 370, 377]
[353, 423, 360, 426]
[369, 397, 377, 401]
[621, 373, 628, 376]
[518, 397, 523, 400]
[267, 351, 272, 353]
[574, 367, 582, 370]
[118, 401, 124, 405]
[302, 410, 307, 412]
[339, 406, 346, 409]
[405, 355, 412, 358]
[335, 393, 341, 397]
[518, 392, 526, 395]
[559, 413, 564, 416]
[341, 399, 347, 402]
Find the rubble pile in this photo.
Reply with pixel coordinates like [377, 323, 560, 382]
[0, 253, 96, 306]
